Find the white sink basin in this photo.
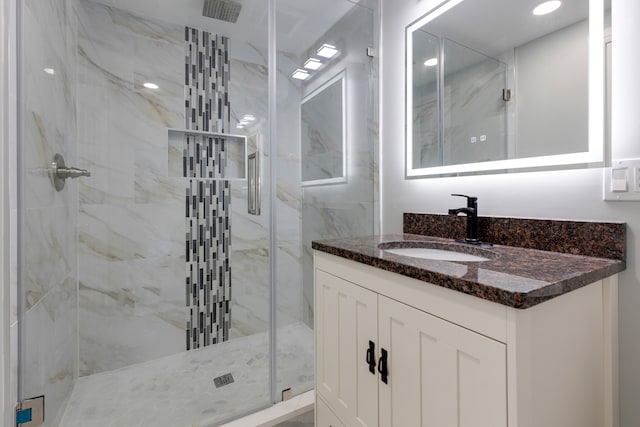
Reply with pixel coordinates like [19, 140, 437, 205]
[382, 247, 491, 262]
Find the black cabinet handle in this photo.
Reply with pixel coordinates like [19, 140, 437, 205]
[366, 340, 376, 374]
[378, 348, 388, 384]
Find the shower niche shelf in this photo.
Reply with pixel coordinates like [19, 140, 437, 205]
[168, 128, 247, 181]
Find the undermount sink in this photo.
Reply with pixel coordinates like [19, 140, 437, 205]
[378, 241, 497, 262]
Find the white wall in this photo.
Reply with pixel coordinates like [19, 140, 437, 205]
[381, 0, 640, 425]
[516, 19, 588, 158]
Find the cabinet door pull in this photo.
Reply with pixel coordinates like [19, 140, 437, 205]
[366, 340, 376, 374]
[378, 348, 389, 384]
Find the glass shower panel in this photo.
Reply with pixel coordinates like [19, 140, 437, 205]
[442, 37, 508, 166]
[274, 0, 377, 399]
[19, 0, 272, 425]
[18, 0, 79, 425]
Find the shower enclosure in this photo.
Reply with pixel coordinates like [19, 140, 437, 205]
[14, 0, 377, 426]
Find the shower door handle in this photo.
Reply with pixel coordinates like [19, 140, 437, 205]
[50, 153, 91, 191]
[247, 152, 261, 215]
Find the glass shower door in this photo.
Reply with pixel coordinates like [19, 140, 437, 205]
[274, 0, 378, 400]
[17, 0, 273, 426]
[17, 0, 80, 425]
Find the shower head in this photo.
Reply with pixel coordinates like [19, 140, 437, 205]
[202, 0, 242, 23]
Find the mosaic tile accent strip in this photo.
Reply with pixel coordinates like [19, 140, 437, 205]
[185, 28, 230, 133]
[183, 134, 230, 179]
[184, 27, 232, 350]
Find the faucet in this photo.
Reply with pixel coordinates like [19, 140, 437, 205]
[448, 194, 480, 244]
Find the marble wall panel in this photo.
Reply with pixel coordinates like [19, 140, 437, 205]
[227, 51, 305, 336]
[22, 276, 77, 427]
[78, 255, 184, 375]
[75, 0, 291, 373]
[442, 49, 507, 165]
[76, 0, 191, 374]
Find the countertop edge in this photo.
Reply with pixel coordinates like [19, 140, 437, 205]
[311, 240, 625, 309]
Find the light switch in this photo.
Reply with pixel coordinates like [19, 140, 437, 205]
[610, 168, 628, 192]
[603, 158, 640, 201]
[634, 167, 640, 192]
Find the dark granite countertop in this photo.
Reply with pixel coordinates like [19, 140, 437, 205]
[312, 234, 626, 309]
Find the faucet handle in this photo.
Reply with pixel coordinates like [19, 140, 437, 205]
[451, 194, 477, 206]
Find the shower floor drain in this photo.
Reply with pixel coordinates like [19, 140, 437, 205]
[213, 373, 235, 388]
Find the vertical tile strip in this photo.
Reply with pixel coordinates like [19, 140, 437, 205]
[184, 28, 231, 350]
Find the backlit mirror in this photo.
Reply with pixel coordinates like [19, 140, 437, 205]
[406, 0, 608, 177]
[301, 71, 347, 186]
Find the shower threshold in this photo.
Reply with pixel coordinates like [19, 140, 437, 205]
[59, 322, 313, 427]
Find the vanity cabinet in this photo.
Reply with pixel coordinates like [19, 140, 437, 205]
[314, 251, 619, 427]
[316, 395, 346, 427]
[378, 295, 506, 427]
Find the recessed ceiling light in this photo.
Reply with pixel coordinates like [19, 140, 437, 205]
[292, 69, 310, 80]
[533, 0, 562, 16]
[43, 68, 55, 75]
[143, 82, 159, 89]
[316, 44, 339, 59]
[423, 58, 438, 67]
[236, 124, 245, 129]
[243, 114, 256, 121]
[304, 58, 323, 70]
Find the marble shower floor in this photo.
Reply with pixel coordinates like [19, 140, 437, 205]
[59, 322, 314, 427]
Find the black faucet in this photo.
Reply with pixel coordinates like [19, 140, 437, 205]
[448, 194, 480, 244]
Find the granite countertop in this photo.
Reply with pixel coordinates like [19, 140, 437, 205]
[311, 233, 626, 309]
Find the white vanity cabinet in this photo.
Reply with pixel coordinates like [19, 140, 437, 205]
[314, 251, 619, 427]
[377, 295, 507, 427]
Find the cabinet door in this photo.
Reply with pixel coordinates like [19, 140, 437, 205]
[317, 395, 347, 427]
[315, 270, 379, 427]
[378, 295, 507, 427]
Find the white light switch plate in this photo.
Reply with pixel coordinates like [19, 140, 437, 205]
[603, 158, 640, 201]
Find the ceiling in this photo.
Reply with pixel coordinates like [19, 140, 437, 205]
[86, 0, 358, 55]
[422, 0, 589, 58]
[410, 0, 609, 87]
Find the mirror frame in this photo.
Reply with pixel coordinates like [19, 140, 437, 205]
[405, 0, 605, 177]
[300, 70, 348, 186]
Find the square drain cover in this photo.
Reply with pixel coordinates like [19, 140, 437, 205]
[213, 373, 235, 388]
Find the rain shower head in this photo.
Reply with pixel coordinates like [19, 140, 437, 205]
[202, 0, 242, 23]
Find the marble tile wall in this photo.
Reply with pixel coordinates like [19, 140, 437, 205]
[412, 40, 508, 168]
[76, 0, 186, 375]
[442, 40, 507, 166]
[20, 0, 79, 425]
[223, 40, 306, 338]
[19, 0, 374, 413]
[75, 0, 303, 375]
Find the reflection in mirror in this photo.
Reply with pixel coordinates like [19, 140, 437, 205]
[301, 71, 347, 186]
[406, 0, 607, 177]
[442, 38, 508, 166]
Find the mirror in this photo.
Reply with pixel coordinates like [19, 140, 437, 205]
[406, 0, 607, 177]
[301, 71, 347, 186]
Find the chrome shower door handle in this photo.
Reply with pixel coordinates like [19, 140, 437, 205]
[50, 153, 91, 191]
[247, 152, 261, 215]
